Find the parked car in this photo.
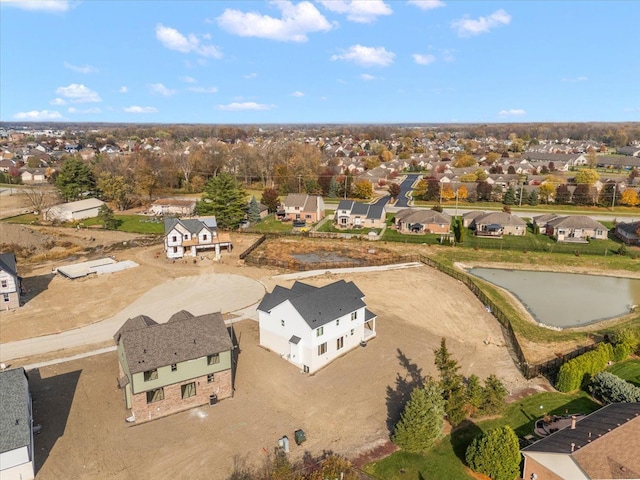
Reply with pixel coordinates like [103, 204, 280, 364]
[293, 220, 306, 228]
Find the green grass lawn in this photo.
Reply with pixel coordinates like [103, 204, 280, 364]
[606, 359, 640, 387]
[2, 213, 39, 224]
[246, 215, 293, 233]
[316, 220, 380, 235]
[77, 215, 165, 234]
[364, 391, 599, 480]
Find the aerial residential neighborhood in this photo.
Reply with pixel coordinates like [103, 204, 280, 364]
[2, 1, 640, 480]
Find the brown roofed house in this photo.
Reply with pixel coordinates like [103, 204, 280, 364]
[114, 310, 234, 423]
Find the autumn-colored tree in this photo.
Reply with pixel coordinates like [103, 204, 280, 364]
[459, 173, 477, 182]
[574, 168, 599, 185]
[620, 188, 639, 206]
[260, 187, 280, 213]
[388, 182, 401, 199]
[457, 185, 468, 200]
[452, 153, 477, 168]
[353, 180, 373, 199]
[379, 148, 393, 162]
[586, 151, 598, 168]
[441, 184, 455, 201]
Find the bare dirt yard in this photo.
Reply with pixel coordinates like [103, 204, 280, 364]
[29, 265, 538, 480]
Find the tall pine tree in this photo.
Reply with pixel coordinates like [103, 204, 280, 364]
[196, 173, 246, 229]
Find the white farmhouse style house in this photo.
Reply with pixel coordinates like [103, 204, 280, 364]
[164, 217, 232, 260]
[257, 280, 377, 373]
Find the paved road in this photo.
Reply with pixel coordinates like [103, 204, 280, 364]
[395, 173, 421, 208]
[372, 195, 391, 207]
[0, 274, 266, 363]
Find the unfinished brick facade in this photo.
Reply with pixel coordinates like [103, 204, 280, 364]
[131, 370, 232, 423]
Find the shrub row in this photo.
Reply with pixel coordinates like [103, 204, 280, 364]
[555, 343, 614, 392]
[589, 372, 640, 403]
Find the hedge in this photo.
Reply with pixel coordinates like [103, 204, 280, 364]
[555, 343, 614, 392]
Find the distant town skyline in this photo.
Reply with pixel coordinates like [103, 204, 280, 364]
[1, 0, 639, 124]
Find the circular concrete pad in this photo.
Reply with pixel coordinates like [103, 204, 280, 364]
[113, 274, 265, 323]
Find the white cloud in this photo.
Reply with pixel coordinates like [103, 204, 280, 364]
[244, 72, 257, 79]
[155, 24, 222, 58]
[1, 0, 71, 12]
[407, 0, 445, 10]
[360, 74, 375, 81]
[50, 97, 66, 105]
[451, 9, 511, 37]
[123, 106, 158, 113]
[331, 44, 395, 67]
[561, 76, 588, 83]
[182, 76, 197, 84]
[217, 1, 332, 42]
[68, 107, 101, 114]
[498, 109, 526, 117]
[63, 61, 97, 74]
[119, 86, 128, 93]
[14, 109, 62, 120]
[218, 102, 275, 111]
[188, 86, 218, 94]
[148, 83, 177, 96]
[318, 0, 391, 23]
[55, 83, 101, 103]
[412, 53, 436, 65]
[290, 91, 304, 97]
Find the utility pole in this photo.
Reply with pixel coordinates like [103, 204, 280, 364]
[455, 186, 459, 217]
[519, 183, 524, 207]
[611, 183, 616, 210]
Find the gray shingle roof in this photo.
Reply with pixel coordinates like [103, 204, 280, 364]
[522, 403, 640, 455]
[395, 209, 451, 225]
[117, 311, 232, 374]
[0, 252, 18, 278]
[164, 217, 216, 236]
[0, 368, 31, 454]
[113, 315, 158, 343]
[258, 280, 367, 329]
[546, 215, 607, 231]
[474, 211, 526, 227]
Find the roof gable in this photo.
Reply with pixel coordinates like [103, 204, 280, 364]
[0, 252, 18, 278]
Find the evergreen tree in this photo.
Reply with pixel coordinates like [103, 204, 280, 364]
[196, 173, 246, 229]
[434, 338, 466, 425]
[479, 374, 508, 416]
[328, 176, 340, 198]
[466, 426, 520, 480]
[247, 196, 261, 223]
[465, 374, 483, 417]
[527, 189, 539, 206]
[392, 379, 445, 453]
[503, 186, 516, 205]
[98, 204, 117, 230]
[55, 157, 95, 201]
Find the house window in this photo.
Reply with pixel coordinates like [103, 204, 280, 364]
[207, 373, 215, 383]
[173, 247, 178, 253]
[146, 388, 164, 403]
[171, 364, 177, 372]
[1, 280, 7, 288]
[203, 234, 208, 241]
[305, 214, 311, 219]
[181, 382, 196, 399]
[316, 326, 324, 337]
[336, 319, 340, 326]
[281, 319, 285, 327]
[172, 235, 177, 242]
[144, 369, 158, 382]
[350, 329, 354, 336]
[207, 354, 220, 365]
[351, 311, 357, 321]
[184, 234, 189, 240]
[337, 337, 344, 350]
[318, 342, 327, 355]
[3, 294, 8, 303]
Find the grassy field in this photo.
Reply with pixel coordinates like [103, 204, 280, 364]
[245, 216, 293, 233]
[77, 215, 165, 234]
[606, 359, 640, 387]
[364, 391, 599, 480]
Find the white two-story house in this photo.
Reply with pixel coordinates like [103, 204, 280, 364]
[257, 280, 377, 374]
[164, 217, 232, 260]
[0, 253, 22, 310]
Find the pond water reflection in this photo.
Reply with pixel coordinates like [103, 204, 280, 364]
[468, 268, 640, 328]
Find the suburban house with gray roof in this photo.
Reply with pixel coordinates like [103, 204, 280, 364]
[257, 280, 377, 374]
[114, 310, 234, 423]
[334, 200, 386, 229]
[521, 402, 640, 480]
[0, 252, 22, 310]
[534, 214, 608, 242]
[164, 216, 232, 259]
[464, 211, 527, 237]
[0, 367, 35, 480]
[394, 208, 451, 234]
[278, 194, 325, 223]
[615, 220, 640, 245]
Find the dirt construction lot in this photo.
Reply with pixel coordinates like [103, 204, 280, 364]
[0, 223, 539, 479]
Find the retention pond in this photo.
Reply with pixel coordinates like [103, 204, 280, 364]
[468, 268, 640, 328]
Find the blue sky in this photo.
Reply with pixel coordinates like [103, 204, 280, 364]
[1, 0, 639, 124]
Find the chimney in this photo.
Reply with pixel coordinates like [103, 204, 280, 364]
[571, 415, 576, 429]
[571, 443, 575, 452]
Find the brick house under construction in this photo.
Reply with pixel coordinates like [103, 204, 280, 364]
[114, 310, 234, 423]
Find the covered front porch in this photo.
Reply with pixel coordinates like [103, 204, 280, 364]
[363, 308, 377, 341]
